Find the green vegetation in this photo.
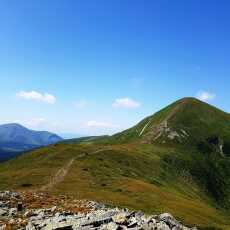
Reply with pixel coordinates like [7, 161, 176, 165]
[61, 135, 109, 144]
[105, 97, 230, 146]
[1, 98, 230, 229]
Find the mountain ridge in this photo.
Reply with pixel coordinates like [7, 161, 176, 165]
[108, 97, 230, 150]
[0, 123, 62, 161]
[1, 98, 230, 229]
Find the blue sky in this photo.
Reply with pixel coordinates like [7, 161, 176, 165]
[1, 0, 230, 136]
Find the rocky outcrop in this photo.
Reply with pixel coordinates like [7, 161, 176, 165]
[142, 120, 189, 144]
[0, 191, 197, 230]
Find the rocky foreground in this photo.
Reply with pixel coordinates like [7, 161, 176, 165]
[0, 191, 197, 230]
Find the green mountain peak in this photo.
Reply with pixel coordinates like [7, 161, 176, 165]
[110, 97, 230, 151]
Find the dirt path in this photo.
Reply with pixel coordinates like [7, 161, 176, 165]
[40, 148, 112, 191]
[40, 158, 75, 191]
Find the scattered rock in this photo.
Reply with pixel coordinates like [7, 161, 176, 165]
[156, 221, 171, 230]
[112, 213, 127, 224]
[0, 191, 196, 230]
[9, 207, 17, 217]
[103, 222, 119, 230]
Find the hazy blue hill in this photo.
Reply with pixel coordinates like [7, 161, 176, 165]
[0, 123, 62, 146]
[0, 148, 21, 162]
[0, 123, 62, 160]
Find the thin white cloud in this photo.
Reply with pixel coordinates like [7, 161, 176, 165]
[87, 120, 119, 128]
[5, 117, 49, 129]
[112, 97, 141, 109]
[196, 91, 216, 102]
[74, 100, 88, 109]
[16, 90, 56, 104]
[24, 118, 47, 127]
[17, 117, 60, 131]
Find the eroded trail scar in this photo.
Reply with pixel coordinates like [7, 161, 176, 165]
[139, 120, 151, 136]
[40, 158, 75, 191]
[40, 149, 110, 191]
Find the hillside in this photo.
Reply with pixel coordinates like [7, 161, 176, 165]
[0, 148, 23, 162]
[1, 98, 230, 229]
[0, 123, 62, 161]
[62, 135, 109, 144]
[109, 97, 230, 149]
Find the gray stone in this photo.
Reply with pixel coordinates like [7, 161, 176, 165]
[26, 222, 36, 230]
[51, 206, 57, 212]
[156, 221, 171, 230]
[158, 213, 181, 229]
[0, 190, 195, 230]
[101, 222, 118, 230]
[0, 201, 7, 208]
[0, 208, 7, 216]
[127, 216, 139, 228]
[9, 208, 17, 217]
[112, 213, 127, 224]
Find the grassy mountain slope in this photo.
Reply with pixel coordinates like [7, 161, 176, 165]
[0, 143, 229, 229]
[108, 98, 230, 210]
[1, 98, 230, 229]
[62, 135, 109, 144]
[108, 98, 230, 148]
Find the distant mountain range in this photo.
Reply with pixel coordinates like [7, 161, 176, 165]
[0, 123, 62, 161]
[58, 133, 84, 139]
